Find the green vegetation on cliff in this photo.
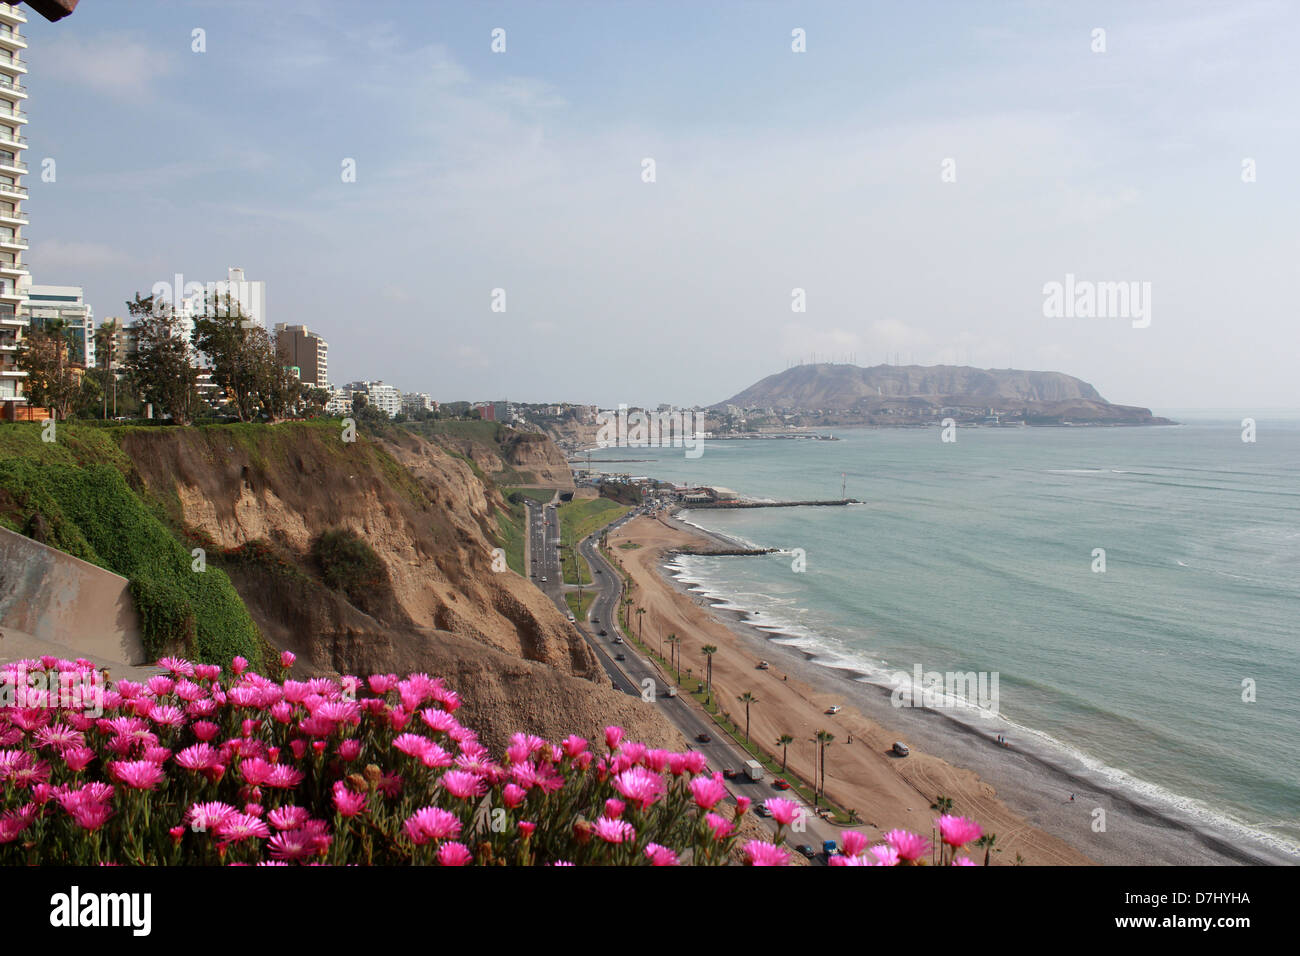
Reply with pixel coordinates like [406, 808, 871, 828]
[0, 423, 264, 667]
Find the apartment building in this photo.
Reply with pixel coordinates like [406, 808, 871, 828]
[23, 284, 94, 368]
[274, 323, 328, 389]
[0, 2, 28, 416]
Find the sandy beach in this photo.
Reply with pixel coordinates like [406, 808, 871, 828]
[607, 511, 1292, 866]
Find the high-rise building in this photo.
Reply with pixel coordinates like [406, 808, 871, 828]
[0, 2, 28, 416]
[24, 285, 94, 368]
[345, 380, 401, 418]
[274, 323, 328, 389]
[401, 392, 438, 415]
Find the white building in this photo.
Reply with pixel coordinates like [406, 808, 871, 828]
[401, 392, 437, 415]
[23, 285, 94, 369]
[345, 380, 401, 418]
[0, 3, 29, 415]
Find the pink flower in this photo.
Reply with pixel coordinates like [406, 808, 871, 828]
[337, 739, 361, 762]
[404, 807, 462, 845]
[763, 797, 800, 826]
[331, 782, 367, 818]
[690, 775, 727, 810]
[192, 720, 220, 742]
[268, 828, 320, 862]
[214, 812, 270, 843]
[613, 766, 664, 810]
[884, 829, 931, 862]
[437, 841, 473, 866]
[231, 656, 248, 676]
[704, 812, 734, 841]
[841, 830, 869, 858]
[870, 844, 900, 866]
[280, 650, 296, 669]
[604, 726, 624, 750]
[187, 801, 237, 833]
[560, 734, 588, 759]
[109, 759, 165, 790]
[743, 840, 790, 866]
[268, 806, 310, 831]
[645, 843, 679, 866]
[603, 798, 626, 819]
[735, 796, 752, 815]
[592, 817, 635, 844]
[62, 746, 96, 772]
[936, 814, 983, 848]
[952, 857, 977, 866]
[69, 802, 113, 832]
[440, 770, 485, 800]
[503, 784, 527, 809]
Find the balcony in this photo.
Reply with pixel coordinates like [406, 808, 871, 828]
[0, 25, 22, 50]
[0, 53, 24, 75]
[0, 234, 26, 249]
[0, 106, 25, 124]
[0, 154, 24, 173]
[0, 127, 25, 149]
[0, 258, 21, 271]
[0, 181, 24, 198]
[0, 5, 25, 26]
[0, 75, 24, 99]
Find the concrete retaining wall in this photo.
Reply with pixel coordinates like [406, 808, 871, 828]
[0, 525, 145, 665]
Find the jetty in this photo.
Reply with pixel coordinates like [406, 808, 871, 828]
[682, 498, 861, 509]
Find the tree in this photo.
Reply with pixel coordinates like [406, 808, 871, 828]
[737, 691, 758, 744]
[126, 294, 199, 425]
[635, 606, 645, 643]
[93, 318, 120, 420]
[974, 832, 999, 866]
[17, 321, 80, 420]
[701, 645, 717, 706]
[815, 729, 835, 805]
[777, 733, 794, 772]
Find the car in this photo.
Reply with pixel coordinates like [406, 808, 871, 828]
[755, 804, 772, 817]
[772, 778, 791, 791]
[795, 844, 816, 859]
[756, 660, 770, 670]
[540, 576, 547, 583]
[614, 653, 626, 661]
[695, 733, 712, 743]
[598, 629, 608, 636]
[722, 768, 737, 779]
[892, 741, 910, 757]
[614, 637, 623, 644]
[825, 705, 841, 715]
[591, 617, 598, 623]
[595, 568, 602, 574]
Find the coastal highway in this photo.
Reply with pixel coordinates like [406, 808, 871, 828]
[558, 507, 843, 861]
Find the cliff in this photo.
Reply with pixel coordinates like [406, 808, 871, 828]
[0, 420, 679, 752]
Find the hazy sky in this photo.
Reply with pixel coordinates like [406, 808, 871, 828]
[22, 0, 1300, 411]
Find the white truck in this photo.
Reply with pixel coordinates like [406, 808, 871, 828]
[744, 759, 764, 782]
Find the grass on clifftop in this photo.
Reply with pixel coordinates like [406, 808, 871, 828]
[557, 497, 629, 585]
[0, 451, 263, 667]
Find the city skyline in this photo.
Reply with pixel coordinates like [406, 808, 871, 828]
[17, 0, 1300, 410]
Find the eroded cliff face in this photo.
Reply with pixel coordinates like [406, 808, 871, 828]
[117, 423, 680, 752]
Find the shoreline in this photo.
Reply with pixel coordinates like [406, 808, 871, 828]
[613, 510, 1295, 866]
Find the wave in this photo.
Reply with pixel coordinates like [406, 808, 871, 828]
[663, 549, 1300, 862]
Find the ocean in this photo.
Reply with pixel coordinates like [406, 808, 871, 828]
[587, 415, 1300, 860]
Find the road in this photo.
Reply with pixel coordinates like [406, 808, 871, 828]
[529, 500, 843, 862]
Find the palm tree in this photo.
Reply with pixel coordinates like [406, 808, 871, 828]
[635, 606, 646, 645]
[666, 634, 680, 682]
[974, 832, 999, 866]
[701, 645, 717, 706]
[93, 318, 120, 420]
[930, 795, 954, 865]
[777, 733, 794, 772]
[737, 691, 758, 744]
[815, 729, 835, 803]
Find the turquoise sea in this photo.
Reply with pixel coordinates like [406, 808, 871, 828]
[588, 415, 1300, 857]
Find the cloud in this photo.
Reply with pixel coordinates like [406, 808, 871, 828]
[39, 32, 174, 101]
[27, 239, 133, 271]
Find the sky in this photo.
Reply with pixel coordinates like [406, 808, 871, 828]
[19, 0, 1300, 411]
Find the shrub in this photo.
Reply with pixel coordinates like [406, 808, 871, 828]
[0, 656, 988, 866]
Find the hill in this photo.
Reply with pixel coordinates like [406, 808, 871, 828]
[715, 364, 1170, 426]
